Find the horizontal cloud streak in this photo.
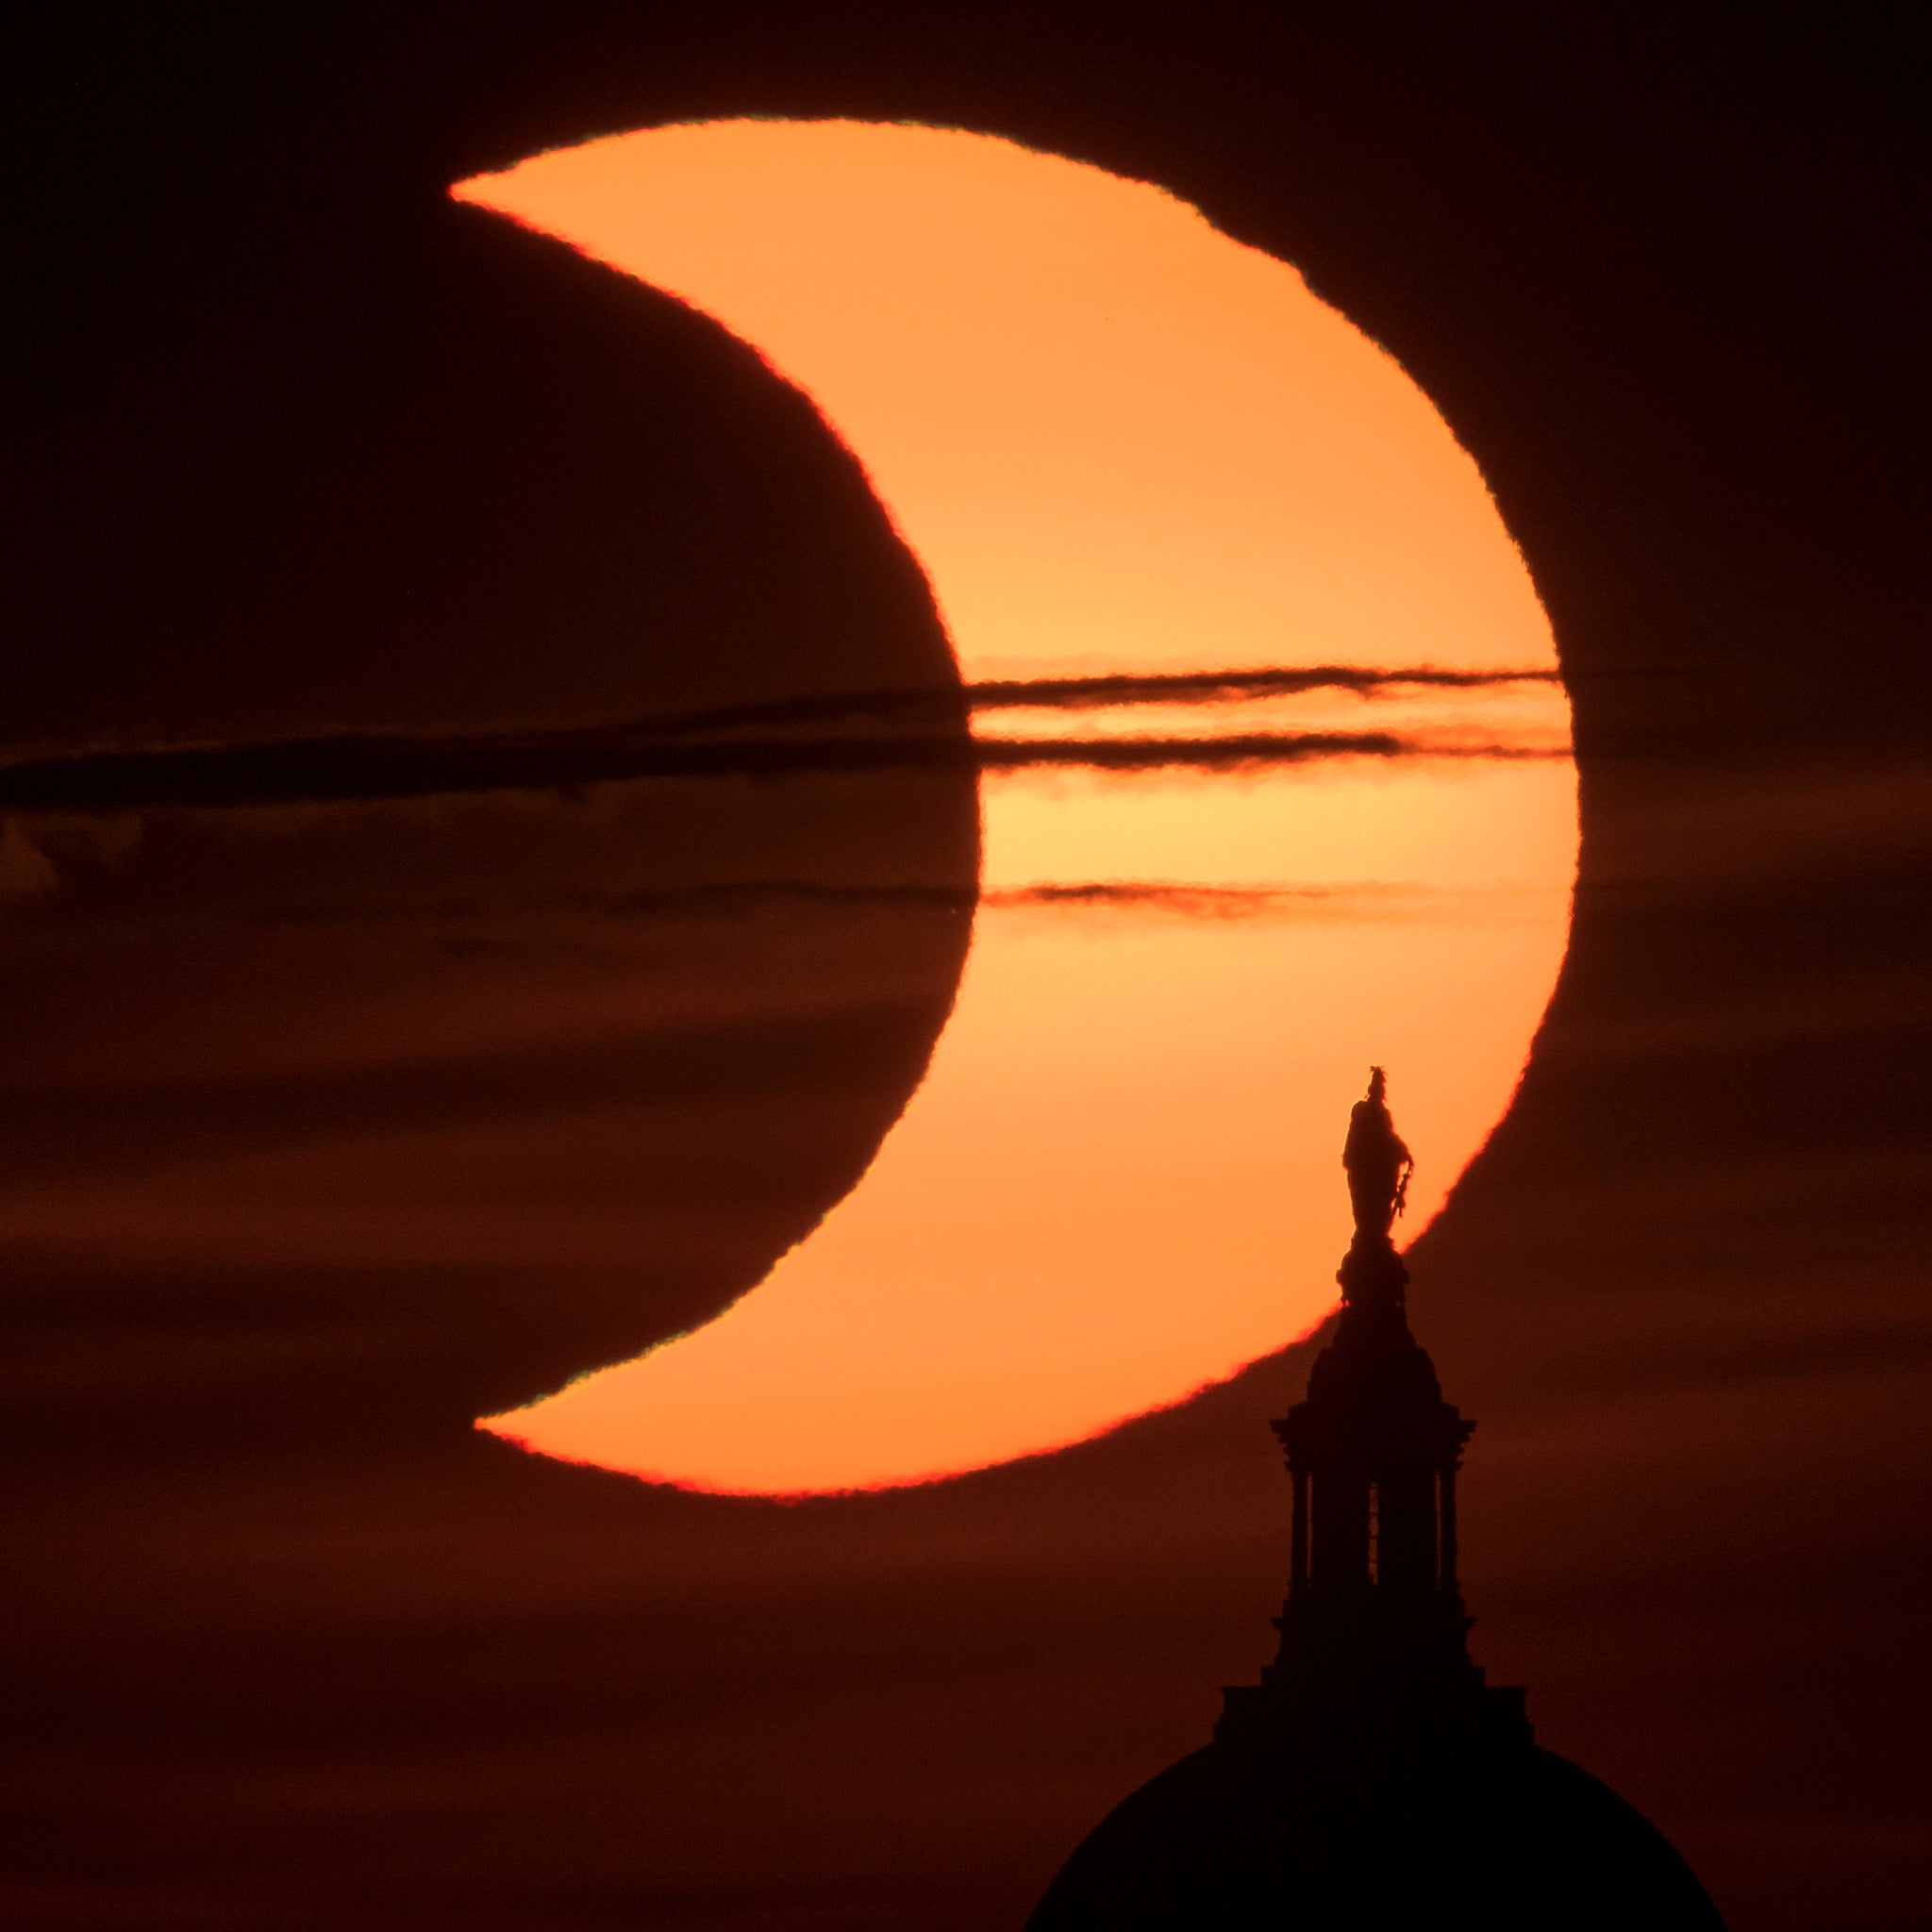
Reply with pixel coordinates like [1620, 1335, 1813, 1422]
[975, 731, 1559, 768]
[0, 725, 1566, 816]
[240, 878, 1507, 931]
[985, 881, 1397, 915]
[646, 662, 1560, 738]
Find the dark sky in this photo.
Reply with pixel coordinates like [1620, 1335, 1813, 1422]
[4, 8, 1927, 1929]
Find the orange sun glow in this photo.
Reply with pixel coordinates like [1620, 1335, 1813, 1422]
[452, 120, 1575, 1494]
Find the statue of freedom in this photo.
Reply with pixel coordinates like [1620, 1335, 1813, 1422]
[1341, 1066, 1414, 1241]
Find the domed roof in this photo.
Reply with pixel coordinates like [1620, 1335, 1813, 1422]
[1027, 1737, 1725, 1930]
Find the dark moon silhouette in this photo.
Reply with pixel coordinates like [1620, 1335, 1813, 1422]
[2, 191, 979, 1439]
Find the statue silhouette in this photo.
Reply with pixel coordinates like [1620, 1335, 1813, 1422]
[1342, 1065, 1413, 1240]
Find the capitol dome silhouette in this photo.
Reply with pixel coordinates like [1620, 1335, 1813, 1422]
[1026, 1073, 1725, 1930]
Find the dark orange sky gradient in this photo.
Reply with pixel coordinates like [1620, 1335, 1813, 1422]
[7, 17, 1925, 1931]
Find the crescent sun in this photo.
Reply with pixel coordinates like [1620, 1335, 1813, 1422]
[452, 120, 1577, 1495]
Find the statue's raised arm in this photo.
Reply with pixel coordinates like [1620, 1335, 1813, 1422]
[1341, 1065, 1414, 1241]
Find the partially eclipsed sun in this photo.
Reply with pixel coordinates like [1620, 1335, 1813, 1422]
[453, 121, 1576, 1495]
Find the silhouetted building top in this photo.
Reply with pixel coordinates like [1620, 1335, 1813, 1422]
[1026, 1071, 1726, 1930]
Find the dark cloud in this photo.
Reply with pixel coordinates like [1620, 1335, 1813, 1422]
[968, 664, 1560, 708]
[981, 881, 1410, 917]
[640, 662, 1561, 739]
[974, 731, 1561, 769]
[0, 723, 1562, 817]
[183, 878, 1463, 941]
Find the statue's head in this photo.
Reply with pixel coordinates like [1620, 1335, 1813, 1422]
[1367, 1065, 1388, 1102]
